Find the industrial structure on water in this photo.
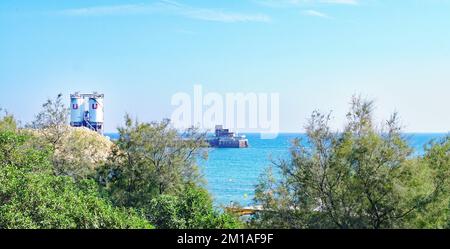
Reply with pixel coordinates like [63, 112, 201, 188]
[208, 125, 249, 148]
[70, 92, 104, 134]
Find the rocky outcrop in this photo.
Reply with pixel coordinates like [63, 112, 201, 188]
[51, 126, 115, 178]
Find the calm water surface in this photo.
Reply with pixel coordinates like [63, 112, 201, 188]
[105, 132, 448, 207]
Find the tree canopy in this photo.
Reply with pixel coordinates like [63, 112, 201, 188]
[251, 96, 450, 229]
[2, 95, 241, 229]
[97, 115, 241, 229]
[2, 95, 448, 229]
[0, 129, 152, 229]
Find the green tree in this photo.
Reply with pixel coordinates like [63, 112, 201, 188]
[0, 130, 52, 174]
[0, 108, 17, 132]
[252, 96, 446, 229]
[0, 130, 152, 229]
[98, 115, 208, 208]
[400, 136, 450, 228]
[97, 116, 242, 228]
[147, 185, 241, 229]
[28, 93, 69, 151]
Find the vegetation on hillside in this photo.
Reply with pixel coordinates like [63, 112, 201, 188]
[97, 115, 241, 229]
[0, 123, 151, 229]
[0, 95, 241, 229]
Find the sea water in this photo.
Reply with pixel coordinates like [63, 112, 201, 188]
[200, 133, 448, 207]
[105, 132, 448, 207]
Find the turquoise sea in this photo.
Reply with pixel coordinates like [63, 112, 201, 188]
[105, 133, 448, 207]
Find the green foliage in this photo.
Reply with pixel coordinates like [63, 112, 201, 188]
[6, 93, 447, 229]
[0, 130, 52, 173]
[28, 93, 69, 150]
[252, 96, 450, 229]
[2, 99, 240, 229]
[251, 166, 321, 229]
[147, 185, 242, 229]
[29, 93, 68, 130]
[0, 109, 17, 132]
[0, 130, 152, 229]
[147, 194, 187, 229]
[400, 137, 450, 228]
[98, 115, 208, 208]
[97, 115, 241, 229]
[0, 167, 152, 229]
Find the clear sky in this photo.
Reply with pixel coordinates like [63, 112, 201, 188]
[1, 0, 449, 133]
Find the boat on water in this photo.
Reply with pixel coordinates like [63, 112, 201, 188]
[208, 125, 249, 148]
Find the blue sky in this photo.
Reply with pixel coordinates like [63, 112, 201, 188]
[1, 0, 449, 132]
